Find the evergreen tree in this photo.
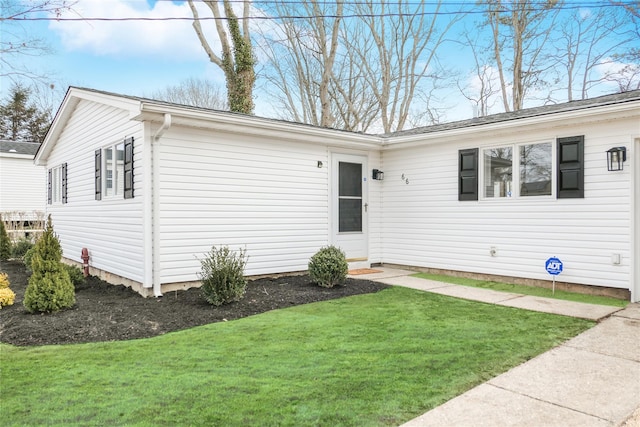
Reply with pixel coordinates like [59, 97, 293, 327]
[0, 83, 50, 142]
[0, 215, 11, 261]
[23, 215, 75, 313]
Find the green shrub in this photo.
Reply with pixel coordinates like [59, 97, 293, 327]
[0, 216, 10, 261]
[23, 215, 75, 313]
[308, 246, 348, 288]
[23, 246, 35, 274]
[198, 246, 248, 306]
[11, 238, 33, 259]
[63, 264, 85, 288]
[0, 272, 16, 308]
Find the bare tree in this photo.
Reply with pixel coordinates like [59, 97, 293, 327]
[257, 1, 343, 128]
[150, 78, 228, 110]
[188, 0, 255, 114]
[1, 1, 76, 84]
[260, 1, 460, 132]
[483, 0, 561, 111]
[550, 6, 636, 101]
[348, 0, 462, 132]
[456, 29, 502, 117]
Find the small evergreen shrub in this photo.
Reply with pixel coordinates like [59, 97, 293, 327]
[308, 245, 348, 288]
[0, 272, 16, 308]
[23, 246, 35, 274]
[62, 264, 85, 288]
[23, 216, 75, 313]
[0, 216, 10, 261]
[11, 238, 33, 259]
[198, 246, 248, 306]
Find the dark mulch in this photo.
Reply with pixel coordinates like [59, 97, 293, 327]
[0, 260, 388, 347]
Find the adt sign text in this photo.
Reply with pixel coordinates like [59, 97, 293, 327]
[545, 257, 563, 276]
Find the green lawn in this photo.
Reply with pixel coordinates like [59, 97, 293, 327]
[1, 287, 593, 426]
[412, 273, 628, 307]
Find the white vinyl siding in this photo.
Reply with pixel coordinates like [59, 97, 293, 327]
[381, 117, 635, 290]
[44, 99, 145, 283]
[0, 155, 46, 216]
[156, 126, 333, 283]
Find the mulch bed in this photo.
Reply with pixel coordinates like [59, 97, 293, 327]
[0, 260, 388, 347]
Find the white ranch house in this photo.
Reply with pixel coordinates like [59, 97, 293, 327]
[36, 87, 640, 301]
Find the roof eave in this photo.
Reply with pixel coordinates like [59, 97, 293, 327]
[383, 99, 640, 149]
[35, 87, 142, 165]
[135, 102, 384, 149]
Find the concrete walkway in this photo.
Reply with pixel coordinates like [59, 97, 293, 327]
[348, 268, 640, 427]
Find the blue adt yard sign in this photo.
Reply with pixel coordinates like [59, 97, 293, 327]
[545, 257, 563, 295]
[545, 257, 563, 275]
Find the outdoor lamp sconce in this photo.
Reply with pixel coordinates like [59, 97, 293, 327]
[372, 169, 384, 180]
[607, 147, 627, 171]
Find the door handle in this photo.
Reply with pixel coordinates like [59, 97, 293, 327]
[364, 203, 368, 212]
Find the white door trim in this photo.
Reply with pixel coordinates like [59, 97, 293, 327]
[330, 152, 368, 268]
[633, 138, 639, 302]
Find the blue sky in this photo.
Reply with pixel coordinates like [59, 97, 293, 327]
[2, 0, 639, 124]
[5, 1, 223, 94]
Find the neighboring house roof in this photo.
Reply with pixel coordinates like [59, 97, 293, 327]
[0, 140, 41, 157]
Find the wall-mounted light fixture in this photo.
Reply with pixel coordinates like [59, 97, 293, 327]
[606, 147, 627, 171]
[372, 169, 384, 180]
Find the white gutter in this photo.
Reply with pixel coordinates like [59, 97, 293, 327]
[151, 113, 172, 297]
[383, 100, 640, 149]
[135, 103, 382, 149]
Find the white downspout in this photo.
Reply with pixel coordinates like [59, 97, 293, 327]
[151, 113, 172, 297]
[154, 113, 172, 141]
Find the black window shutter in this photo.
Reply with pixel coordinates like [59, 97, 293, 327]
[61, 163, 68, 204]
[459, 148, 479, 201]
[47, 169, 52, 205]
[95, 149, 102, 201]
[557, 136, 584, 199]
[123, 137, 134, 199]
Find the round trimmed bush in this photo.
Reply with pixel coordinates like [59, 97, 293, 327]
[198, 246, 248, 306]
[308, 245, 348, 288]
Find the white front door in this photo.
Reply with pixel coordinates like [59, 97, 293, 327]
[332, 153, 368, 268]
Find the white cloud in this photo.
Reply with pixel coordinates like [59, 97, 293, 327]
[49, 0, 208, 61]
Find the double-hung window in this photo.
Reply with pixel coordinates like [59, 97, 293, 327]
[48, 163, 67, 205]
[458, 136, 584, 201]
[95, 137, 134, 200]
[104, 143, 125, 198]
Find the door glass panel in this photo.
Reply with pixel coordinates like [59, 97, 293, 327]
[338, 161, 362, 233]
[339, 162, 362, 197]
[339, 199, 362, 232]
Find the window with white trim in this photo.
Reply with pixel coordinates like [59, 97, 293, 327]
[95, 137, 134, 200]
[481, 142, 552, 199]
[458, 136, 583, 201]
[104, 142, 125, 197]
[48, 163, 67, 205]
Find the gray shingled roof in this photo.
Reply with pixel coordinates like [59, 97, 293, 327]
[71, 86, 640, 138]
[389, 89, 640, 137]
[0, 140, 41, 156]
